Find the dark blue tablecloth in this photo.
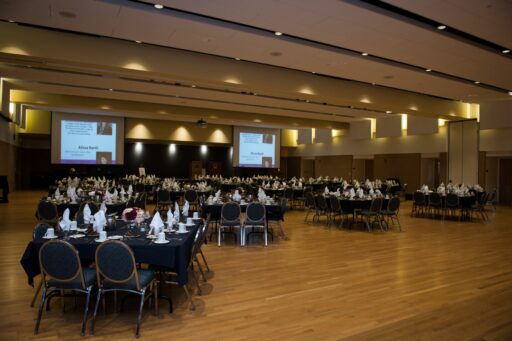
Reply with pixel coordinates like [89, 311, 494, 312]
[20, 220, 199, 287]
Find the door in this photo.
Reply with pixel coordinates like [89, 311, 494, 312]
[498, 158, 512, 205]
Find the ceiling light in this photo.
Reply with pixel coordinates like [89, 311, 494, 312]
[154, 4, 163, 9]
[361, 52, 368, 56]
[135, 40, 142, 44]
[385, 110, 392, 114]
[474, 81, 480, 84]
[425, 68, 432, 72]
[311, 71, 316, 74]
[274, 31, 283, 36]
[108, 88, 113, 91]
[191, 85, 196, 88]
[196, 118, 207, 128]
[235, 57, 241, 61]
[8, 20, 15, 23]
[508, 91, 512, 96]
[502, 49, 510, 54]
[437, 25, 446, 30]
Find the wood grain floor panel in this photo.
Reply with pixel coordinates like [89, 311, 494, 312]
[0, 191, 511, 340]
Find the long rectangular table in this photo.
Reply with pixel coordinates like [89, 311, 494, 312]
[20, 220, 199, 287]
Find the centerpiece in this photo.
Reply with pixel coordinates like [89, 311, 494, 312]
[122, 207, 145, 223]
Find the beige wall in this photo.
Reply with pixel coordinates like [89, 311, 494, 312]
[125, 118, 232, 144]
[19, 109, 51, 134]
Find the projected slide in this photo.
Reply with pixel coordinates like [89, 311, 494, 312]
[238, 132, 276, 168]
[60, 120, 116, 164]
[51, 112, 125, 165]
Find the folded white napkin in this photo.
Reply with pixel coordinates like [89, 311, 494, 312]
[182, 200, 190, 217]
[55, 188, 61, 199]
[93, 210, 106, 232]
[324, 186, 329, 195]
[83, 204, 92, 223]
[113, 189, 118, 199]
[167, 208, 174, 224]
[100, 201, 107, 213]
[349, 188, 355, 198]
[59, 208, 71, 230]
[150, 211, 164, 234]
[173, 202, 180, 221]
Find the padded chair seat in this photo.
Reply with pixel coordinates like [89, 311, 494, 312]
[380, 210, 396, 215]
[103, 269, 155, 290]
[48, 267, 96, 289]
[221, 221, 241, 227]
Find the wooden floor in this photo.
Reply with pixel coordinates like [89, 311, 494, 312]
[1, 191, 512, 340]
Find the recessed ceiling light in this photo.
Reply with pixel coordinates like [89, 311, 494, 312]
[191, 85, 196, 88]
[235, 57, 241, 61]
[311, 71, 316, 74]
[8, 20, 15, 23]
[135, 40, 142, 44]
[306, 100, 310, 103]
[361, 52, 368, 56]
[502, 49, 510, 54]
[474, 81, 480, 84]
[154, 4, 163, 9]
[508, 91, 512, 96]
[425, 68, 432, 72]
[108, 88, 113, 91]
[274, 31, 283, 36]
[437, 25, 446, 30]
[385, 110, 392, 114]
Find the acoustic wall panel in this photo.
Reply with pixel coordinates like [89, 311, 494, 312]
[407, 115, 438, 136]
[349, 120, 371, 139]
[480, 101, 512, 130]
[448, 120, 478, 185]
[376, 115, 401, 138]
[315, 128, 332, 143]
[297, 128, 313, 144]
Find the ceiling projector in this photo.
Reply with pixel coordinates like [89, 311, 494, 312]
[196, 118, 208, 128]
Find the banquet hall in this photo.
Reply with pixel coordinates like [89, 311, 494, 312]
[0, 0, 511, 340]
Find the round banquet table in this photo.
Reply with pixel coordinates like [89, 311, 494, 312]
[421, 193, 476, 209]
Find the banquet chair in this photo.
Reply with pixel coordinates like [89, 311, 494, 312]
[91, 241, 158, 338]
[295, 187, 310, 210]
[380, 197, 401, 231]
[314, 195, 329, 224]
[471, 192, 489, 222]
[411, 192, 426, 217]
[155, 189, 171, 212]
[485, 189, 497, 211]
[196, 218, 212, 275]
[30, 223, 52, 308]
[218, 202, 242, 246]
[35, 240, 96, 336]
[37, 200, 59, 226]
[329, 195, 349, 228]
[267, 197, 287, 239]
[134, 192, 147, 209]
[244, 202, 268, 246]
[359, 197, 384, 232]
[184, 190, 199, 212]
[427, 192, 443, 219]
[396, 183, 408, 199]
[283, 187, 295, 209]
[445, 193, 461, 220]
[304, 191, 316, 222]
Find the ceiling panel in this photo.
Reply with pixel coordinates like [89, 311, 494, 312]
[383, 0, 512, 47]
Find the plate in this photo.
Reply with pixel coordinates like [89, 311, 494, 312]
[153, 239, 170, 244]
[108, 235, 123, 240]
[185, 223, 196, 227]
[76, 228, 88, 232]
[176, 230, 189, 234]
[192, 217, 202, 221]
[147, 235, 157, 239]
[42, 235, 58, 240]
[70, 234, 85, 239]
[94, 239, 106, 243]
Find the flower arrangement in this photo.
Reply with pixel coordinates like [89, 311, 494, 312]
[122, 207, 145, 223]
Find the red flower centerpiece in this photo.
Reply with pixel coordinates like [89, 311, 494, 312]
[122, 207, 145, 223]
